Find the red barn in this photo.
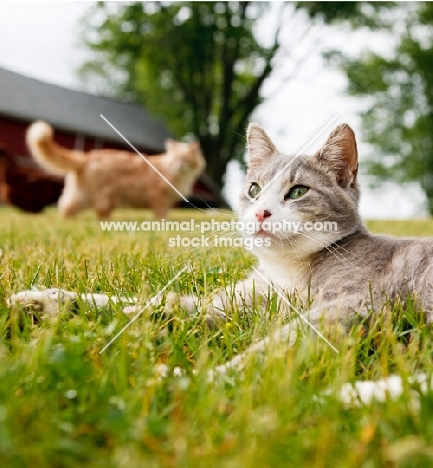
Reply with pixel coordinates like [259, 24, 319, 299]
[0, 67, 227, 209]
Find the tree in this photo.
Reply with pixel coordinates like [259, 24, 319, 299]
[79, 2, 386, 191]
[79, 1, 287, 188]
[312, 3, 433, 213]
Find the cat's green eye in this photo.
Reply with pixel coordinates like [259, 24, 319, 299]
[285, 185, 309, 201]
[248, 183, 261, 199]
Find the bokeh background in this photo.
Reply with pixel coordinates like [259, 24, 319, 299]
[0, 1, 430, 218]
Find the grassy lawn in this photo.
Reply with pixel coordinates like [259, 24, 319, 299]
[1, 207, 433, 467]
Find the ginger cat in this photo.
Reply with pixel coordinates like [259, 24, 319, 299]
[26, 121, 205, 219]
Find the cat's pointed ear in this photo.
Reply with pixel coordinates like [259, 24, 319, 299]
[246, 123, 277, 167]
[317, 124, 358, 187]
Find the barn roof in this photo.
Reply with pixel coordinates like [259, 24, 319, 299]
[0, 67, 171, 153]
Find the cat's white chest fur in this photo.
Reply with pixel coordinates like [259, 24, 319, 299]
[255, 250, 310, 294]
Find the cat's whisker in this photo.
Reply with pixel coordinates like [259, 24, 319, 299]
[277, 229, 356, 271]
[327, 239, 365, 262]
[296, 231, 362, 271]
[296, 232, 352, 265]
[306, 229, 366, 263]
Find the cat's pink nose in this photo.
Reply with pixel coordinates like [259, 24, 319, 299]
[256, 209, 272, 223]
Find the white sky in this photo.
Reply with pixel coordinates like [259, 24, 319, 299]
[0, 1, 427, 219]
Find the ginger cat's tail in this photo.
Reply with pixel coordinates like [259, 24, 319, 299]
[26, 121, 86, 175]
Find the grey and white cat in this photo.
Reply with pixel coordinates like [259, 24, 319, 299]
[160, 122, 433, 374]
[9, 122, 433, 378]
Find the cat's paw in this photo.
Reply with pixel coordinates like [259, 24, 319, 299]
[8, 288, 78, 316]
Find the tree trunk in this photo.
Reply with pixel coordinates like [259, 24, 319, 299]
[422, 181, 433, 216]
[426, 193, 433, 216]
[205, 147, 229, 189]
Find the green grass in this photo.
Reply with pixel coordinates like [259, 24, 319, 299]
[1, 207, 433, 467]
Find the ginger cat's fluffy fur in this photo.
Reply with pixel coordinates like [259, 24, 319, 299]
[26, 121, 205, 219]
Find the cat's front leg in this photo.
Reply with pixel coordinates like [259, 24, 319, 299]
[121, 269, 273, 322]
[209, 321, 298, 379]
[162, 272, 273, 326]
[8, 288, 79, 316]
[80, 293, 137, 309]
[210, 296, 367, 378]
[9, 289, 133, 316]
